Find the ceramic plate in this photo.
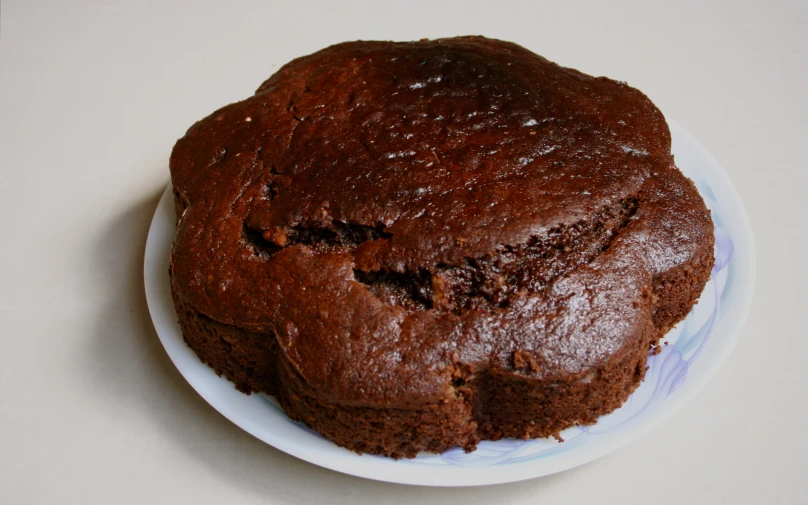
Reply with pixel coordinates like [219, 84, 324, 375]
[144, 120, 755, 486]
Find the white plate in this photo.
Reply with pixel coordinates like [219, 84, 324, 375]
[144, 120, 755, 486]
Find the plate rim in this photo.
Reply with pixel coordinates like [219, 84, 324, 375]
[144, 119, 756, 486]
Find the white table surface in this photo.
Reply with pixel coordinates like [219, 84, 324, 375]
[1, 0, 805, 503]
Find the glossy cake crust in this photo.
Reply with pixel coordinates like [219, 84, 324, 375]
[169, 36, 714, 458]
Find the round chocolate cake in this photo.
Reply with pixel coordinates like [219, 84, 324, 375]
[169, 36, 714, 458]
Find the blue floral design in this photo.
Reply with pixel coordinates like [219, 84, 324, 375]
[439, 439, 543, 467]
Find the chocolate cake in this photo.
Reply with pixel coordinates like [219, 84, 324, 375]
[168, 36, 714, 458]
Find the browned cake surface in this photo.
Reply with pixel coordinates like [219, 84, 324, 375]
[169, 36, 714, 458]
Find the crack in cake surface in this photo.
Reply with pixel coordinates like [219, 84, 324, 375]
[243, 220, 392, 257]
[242, 195, 639, 314]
